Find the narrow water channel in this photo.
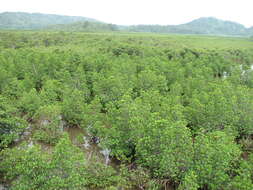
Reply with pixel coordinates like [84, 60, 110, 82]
[12, 124, 114, 167]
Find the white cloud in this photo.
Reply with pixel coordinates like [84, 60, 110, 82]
[0, 0, 252, 27]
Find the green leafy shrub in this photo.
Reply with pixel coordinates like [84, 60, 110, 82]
[178, 170, 199, 190]
[18, 88, 42, 119]
[227, 155, 253, 190]
[0, 95, 27, 148]
[193, 131, 241, 189]
[85, 162, 119, 188]
[62, 89, 86, 126]
[33, 105, 63, 144]
[136, 119, 193, 181]
[0, 134, 87, 190]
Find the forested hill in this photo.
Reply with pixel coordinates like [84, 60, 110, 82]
[0, 12, 98, 29]
[183, 17, 246, 35]
[128, 17, 253, 36]
[0, 12, 252, 36]
[248, 27, 253, 37]
[175, 17, 248, 35]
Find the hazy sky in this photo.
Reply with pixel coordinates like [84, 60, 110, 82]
[1, 0, 253, 27]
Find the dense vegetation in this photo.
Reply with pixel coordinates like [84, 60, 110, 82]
[1, 12, 253, 36]
[47, 21, 118, 32]
[0, 31, 253, 190]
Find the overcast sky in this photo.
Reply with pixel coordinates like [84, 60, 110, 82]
[1, 0, 252, 27]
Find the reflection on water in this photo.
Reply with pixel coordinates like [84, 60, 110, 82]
[11, 124, 53, 153]
[83, 136, 90, 149]
[100, 148, 111, 165]
[9, 125, 175, 189]
[65, 127, 112, 166]
[12, 125, 114, 167]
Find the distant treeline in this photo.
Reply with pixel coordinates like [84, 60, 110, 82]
[0, 12, 253, 36]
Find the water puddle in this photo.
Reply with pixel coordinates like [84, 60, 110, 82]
[12, 123, 114, 167]
[11, 124, 54, 153]
[65, 127, 112, 166]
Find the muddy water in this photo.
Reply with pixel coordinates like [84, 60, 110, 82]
[12, 125, 114, 167]
[64, 127, 109, 164]
[11, 126, 54, 153]
[10, 126, 176, 190]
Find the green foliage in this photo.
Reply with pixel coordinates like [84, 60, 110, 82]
[1, 77, 25, 99]
[136, 119, 193, 181]
[193, 131, 241, 189]
[47, 21, 119, 32]
[93, 73, 133, 104]
[40, 79, 64, 104]
[137, 69, 168, 92]
[227, 155, 253, 190]
[0, 134, 87, 190]
[178, 170, 199, 190]
[62, 89, 86, 126]
[85, 162, 120, 188]
[33, 105, 63, 144]
[0, 134, 133, 190]
[18, 88, 42, 119]
[0, 95, 26, 148]
[185, 81, 253, 137]
[1, 31, 253, 190]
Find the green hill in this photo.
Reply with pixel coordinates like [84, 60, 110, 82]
[247, 27, 253, 36]
[0, 12, 98, 29]
[0, 12, 252, 36]
[128, 17, 251, 36]
[180, 17, 247, 35]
